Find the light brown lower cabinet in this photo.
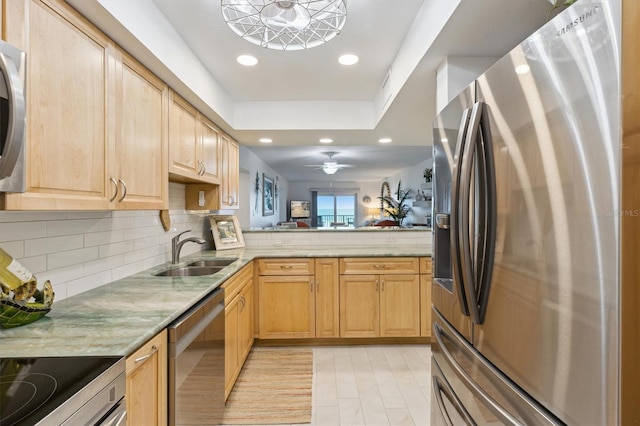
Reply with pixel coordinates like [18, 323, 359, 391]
[223, 263, 254, 400]
[257, 258, 339, 339]
[339, 274, 420, 338]
[126, 329, 168, 426]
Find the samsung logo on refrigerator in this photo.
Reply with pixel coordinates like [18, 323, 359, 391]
[556, 5, 600, 37]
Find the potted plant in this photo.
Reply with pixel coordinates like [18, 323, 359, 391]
[546, 0, 578, 21]
[379, 181, 412, 226]
[423, 167, 432, 183]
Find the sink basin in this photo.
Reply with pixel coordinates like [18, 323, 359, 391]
[154, 266, 224, 277]
[187, 259, 237, 268]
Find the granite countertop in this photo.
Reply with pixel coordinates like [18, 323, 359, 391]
[0, 245, 430, 358]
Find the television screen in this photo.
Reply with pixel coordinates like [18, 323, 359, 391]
[290, 200, 311, 218]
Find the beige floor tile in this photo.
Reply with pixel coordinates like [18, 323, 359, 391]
[338, 397, 366, 425]
[308, 344, 432, 426]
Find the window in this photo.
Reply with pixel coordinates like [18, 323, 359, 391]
[316, 194, 356, 227]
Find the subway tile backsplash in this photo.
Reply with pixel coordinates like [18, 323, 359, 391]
[0, 183, 211, 301]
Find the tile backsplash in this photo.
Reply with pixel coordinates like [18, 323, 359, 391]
[0, 183, 211, 301]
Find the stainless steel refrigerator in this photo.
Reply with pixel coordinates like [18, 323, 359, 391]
[430, 1, 640, 424]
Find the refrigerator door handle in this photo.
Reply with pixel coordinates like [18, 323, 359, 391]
[475, 102, 497, 324]
[433, 322, 523, 426]
[432, 374, 476, 426]
[459, 103, 482, 324]
[451, 108, 472, 317]
[459, 101, 497, 325]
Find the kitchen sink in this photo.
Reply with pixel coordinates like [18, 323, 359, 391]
[154, 266, 225, 277]
[187, 258, 237, 268]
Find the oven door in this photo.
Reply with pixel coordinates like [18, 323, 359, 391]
[168, 288, 225, 426]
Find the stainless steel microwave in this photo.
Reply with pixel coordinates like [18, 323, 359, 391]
[0, 39, 26, 193]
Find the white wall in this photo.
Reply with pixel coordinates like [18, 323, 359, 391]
[239, 146, 289, 228]
[0, 183, 211, 302]
[436, 56, 499, 113]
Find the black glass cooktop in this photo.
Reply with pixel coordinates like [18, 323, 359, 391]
[0, 356, 121, 426]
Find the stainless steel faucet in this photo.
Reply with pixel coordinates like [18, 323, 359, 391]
[172, 230, 206, 264]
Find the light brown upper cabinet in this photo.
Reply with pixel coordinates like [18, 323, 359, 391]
[0, 0, 168, 210]
[168, 90, 221, 185]
[114, 50, 168, 210]
[219, 133, 239, 209]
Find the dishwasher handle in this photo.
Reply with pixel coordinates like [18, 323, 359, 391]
[168, 287, 225, 357]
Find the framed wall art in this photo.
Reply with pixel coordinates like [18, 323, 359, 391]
[209, 215, 245, 250]
[263, 174, 274, 216]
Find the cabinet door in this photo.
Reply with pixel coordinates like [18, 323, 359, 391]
[168, 90, 199, 181]
[420, 257, 432, 337]
[315, 258, 339, 338]
[220, 133, 239, 209]
[126, 329, 168, 426]
[115, 51, 168, 209]
[380, 274, 420, 337]
[339, 274, 379, 338]
[198, 115, 221, 184]
[238, 281, 254, 362]
[258, 275, 315, 339]
[3, 0, 113, 210]
[224, 299, 239, 400]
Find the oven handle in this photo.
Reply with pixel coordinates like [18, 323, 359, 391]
[169, 289, 225, 357]
[98, 399, 126, 426]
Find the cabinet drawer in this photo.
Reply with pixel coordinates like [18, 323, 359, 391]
[339, 257, 419, 275]
[420, 257, 432, 275]
[222, 262, 253, 304]
[257, 258, 314, 276]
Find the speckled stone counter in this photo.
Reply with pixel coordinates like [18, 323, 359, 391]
[0, 245, 430, 358]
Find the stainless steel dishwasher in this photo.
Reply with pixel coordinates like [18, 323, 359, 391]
[168, 287, 225, 426]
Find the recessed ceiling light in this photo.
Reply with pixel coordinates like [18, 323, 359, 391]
[441, 138, 449, 143]
[237, 55, 258, 66]
[378, 138, 392, 144]
[338, 54, 359, 66]
[259, 138, 272, 143]
[515, 64, 530, 74]
[319, 138, 334, 144]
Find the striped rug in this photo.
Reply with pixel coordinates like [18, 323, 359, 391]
[221, 347, 313, 425]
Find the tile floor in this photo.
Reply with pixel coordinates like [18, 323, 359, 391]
[306, 344, 432, 426]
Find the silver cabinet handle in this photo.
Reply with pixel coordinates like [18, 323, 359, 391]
[310, 279, 313, 292]
[239, 296, 245, 312]
[375, 279, 379, 292]
[316, 278, 320, 292]
[135, 344, 158, 364]
[201, 161, 206, 176]
[118, 179, 127, 202]
[381, 279, 385, 291]
[0, 49, 26, 179]
[109, 178, 118, 202]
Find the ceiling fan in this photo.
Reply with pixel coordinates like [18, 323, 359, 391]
[304, 152, 353, 175]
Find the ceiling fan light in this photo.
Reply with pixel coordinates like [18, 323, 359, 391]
[221, 0, 347, 51]
[322, 165, 339, 175]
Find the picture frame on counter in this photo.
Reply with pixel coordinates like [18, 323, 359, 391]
[263, 174, 274, 216]
[209, 215, 245, 250]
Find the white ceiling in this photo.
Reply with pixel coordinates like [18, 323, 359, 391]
[67, 0, 551, 182]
